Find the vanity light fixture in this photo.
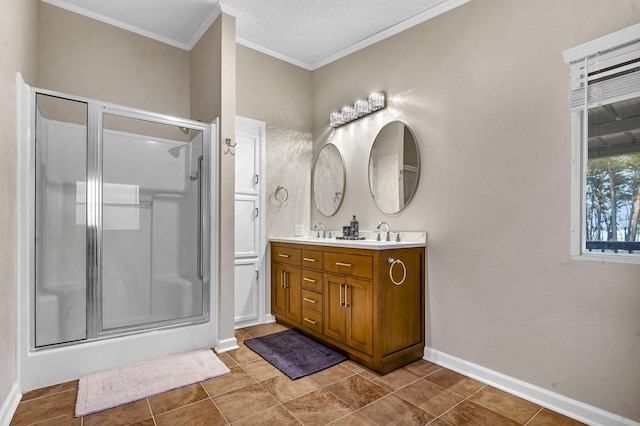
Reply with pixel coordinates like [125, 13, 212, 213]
[329, 91, 386, 128]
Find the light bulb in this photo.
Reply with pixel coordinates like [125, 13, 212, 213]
[341, 106, 357, 122]
[354, 99, 370, 116]
[329, 112, 345, 127]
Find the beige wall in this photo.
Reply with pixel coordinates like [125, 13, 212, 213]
[38, 3, 190, 117]
[190, 18, 221, 123]
[236, 45, 313, 239]
[0, 0, 39, 406]
[190, 13, 237, 344]
[311, 0, 640, 420]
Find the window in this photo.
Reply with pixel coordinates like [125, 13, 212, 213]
[563, 24, 640, 263]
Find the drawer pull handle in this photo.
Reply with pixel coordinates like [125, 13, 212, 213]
[303, 297, 317, 304]
[303, 278, 317, 283]
[344, 284, 349, 307]
[278, 254, 290, 258]
[303, 318, 318, 325]
[335, 262, 353, 267]
[303, 257, 317, 262]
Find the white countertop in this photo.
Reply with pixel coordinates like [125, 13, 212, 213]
[270, 232, 427, 250]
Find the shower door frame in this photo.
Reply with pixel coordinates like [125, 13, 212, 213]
[30, 86, 214, 348]
[16, 80, 219, 356]
[17, 75, 221, 391]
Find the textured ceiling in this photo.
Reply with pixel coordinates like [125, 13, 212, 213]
[41, 0, 468, 70]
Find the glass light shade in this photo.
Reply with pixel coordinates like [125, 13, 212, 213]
[330, 112, 345, 127]
[354, 99, 370, 116]
[341, 106, 357, 122]
[368, 92, 386, 110]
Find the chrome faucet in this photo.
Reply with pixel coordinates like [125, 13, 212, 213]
[376, 221, 390, 241]
[313, 222, 326, 238]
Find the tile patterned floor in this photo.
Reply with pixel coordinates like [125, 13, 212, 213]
[10, 323, 585, 426]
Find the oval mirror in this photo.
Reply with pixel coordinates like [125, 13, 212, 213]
[368, 121, 420, 214]
[313, 144, 346, 217]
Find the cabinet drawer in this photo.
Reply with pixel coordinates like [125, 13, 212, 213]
[301, 288, 322, 313]
[272, 245, 301, 266]
[301, 308, 323, 333]
[324, 252, 373, 279]
[301, 269, 323, 292]
[301, 250, 323, 270]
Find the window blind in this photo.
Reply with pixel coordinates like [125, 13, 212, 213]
[568, 38, 640, 110]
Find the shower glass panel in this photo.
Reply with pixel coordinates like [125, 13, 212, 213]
[35, 94, 88, 347]
[101, 114, 204, 331]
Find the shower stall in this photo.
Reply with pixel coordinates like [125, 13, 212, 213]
[17, 78, 219, 391]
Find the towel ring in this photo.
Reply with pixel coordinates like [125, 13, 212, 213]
[275, 186, 289, 203]
[387, 257, 407, 286]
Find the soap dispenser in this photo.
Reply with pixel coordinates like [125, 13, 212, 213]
[350, 215, 359, 238]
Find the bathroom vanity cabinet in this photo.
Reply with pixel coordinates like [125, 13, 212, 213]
[270, 240, 425, 374]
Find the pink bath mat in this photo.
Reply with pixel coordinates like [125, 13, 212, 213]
[75, 348, 229, 417]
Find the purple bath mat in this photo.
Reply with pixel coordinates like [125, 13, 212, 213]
[244, 329, 347, 380]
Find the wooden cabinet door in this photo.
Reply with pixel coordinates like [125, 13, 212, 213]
[324, 274, 373, 355]
[271, 263, 287, 317]
[324, 274, 346, 342]
[345, 277, 373, 355]
[271, 263, 301, 323]
[284, 265, 301, 323]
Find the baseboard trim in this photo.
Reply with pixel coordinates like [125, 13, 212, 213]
[264, 314, 276, 323]
[424, 347, 639, 426]
[214, 337, 239, 354]
[0, 382, 21, 426]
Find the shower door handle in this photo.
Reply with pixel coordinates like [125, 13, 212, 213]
[196, 155, 204, 281]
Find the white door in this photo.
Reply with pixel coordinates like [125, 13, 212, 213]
[234, 117, 265, 327]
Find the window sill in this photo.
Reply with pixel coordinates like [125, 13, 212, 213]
[571, 253, 640, 265]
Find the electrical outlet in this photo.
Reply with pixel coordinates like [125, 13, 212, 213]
[294, 224, 304, 236]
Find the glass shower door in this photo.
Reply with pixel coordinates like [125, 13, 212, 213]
[100, 113, 205, 332]
[34, 94, 88, 347]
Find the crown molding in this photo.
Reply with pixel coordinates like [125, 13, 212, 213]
[310, 0, 472, 70]
[41, 0, 194, 50]
[41, 0, 471, 66]
[236, 37, 315, 70]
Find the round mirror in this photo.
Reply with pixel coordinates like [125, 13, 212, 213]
[313, 144, 346, 216]
[368, 121, 420, 214]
